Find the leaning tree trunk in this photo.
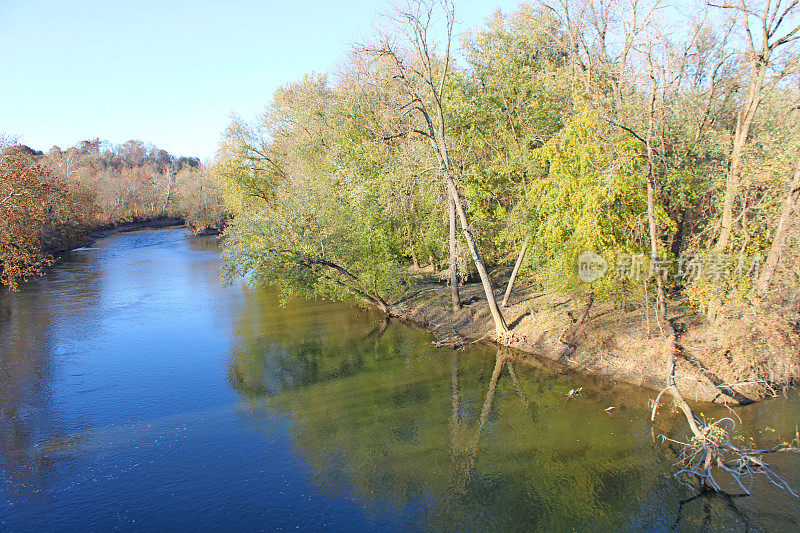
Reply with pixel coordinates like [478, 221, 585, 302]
[383, 1, 508, 336]
[449, 195, 461, 311]
[443, 176, 509, 335]
[501, 236, 529, 308]
[755, 154, 800, 297]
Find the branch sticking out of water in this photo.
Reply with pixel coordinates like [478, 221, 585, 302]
[652, 321, 800, 497]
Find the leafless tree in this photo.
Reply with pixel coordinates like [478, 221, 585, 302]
[713, 0, 800, 251]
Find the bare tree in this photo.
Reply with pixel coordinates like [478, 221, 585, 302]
[713, 0, 800, 251]
[365, 0, 509, 335]
[538, 0, 659, 117]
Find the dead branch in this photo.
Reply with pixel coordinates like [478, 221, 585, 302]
[652, 321, 800, 497]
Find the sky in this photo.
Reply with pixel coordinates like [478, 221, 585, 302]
[0, 0, 523, 160]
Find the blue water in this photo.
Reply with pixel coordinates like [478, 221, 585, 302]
[0, 227, 798, 531]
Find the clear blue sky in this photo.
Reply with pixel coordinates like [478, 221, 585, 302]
[0, 0, 522, 159]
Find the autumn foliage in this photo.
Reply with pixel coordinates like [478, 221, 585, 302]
[0, 138, 227, 291]
[0, 151, 96, 290]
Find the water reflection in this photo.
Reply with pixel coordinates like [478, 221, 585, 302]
[226, 286, 391, 397]
[0, 229, 797, 531]
[225, 296, 664, 530]
[225, 281, 800, 531]
[0, 248, 103, 499]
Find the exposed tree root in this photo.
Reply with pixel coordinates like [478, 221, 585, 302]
[558, 290, 594, 347]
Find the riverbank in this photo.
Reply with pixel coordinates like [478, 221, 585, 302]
[31, 218, 188, 277]
[42, 217, 187, 257]
[85, 216, 187, 241]
[6, 226, 797, 530]
[388, 272, 799, 405]
[34, 225, 800, 405]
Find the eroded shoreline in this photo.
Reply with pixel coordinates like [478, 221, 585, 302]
[386, 275, 797, 405]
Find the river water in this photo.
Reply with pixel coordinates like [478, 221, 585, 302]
[0, 227, 798, 531]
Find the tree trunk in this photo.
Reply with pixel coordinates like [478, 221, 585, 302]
[646, 52, 666, 325]
[411, 249, 420, 269]
[755, 154, 800, 297]
[715, 58, 768, 252]
[647, 172, 666, 323]
[474, 353, 505, 445]
[502, 237, 529, 308]
[669, 209, 686, 257]
[450, 352, 460, 429]
[559, 288, 594, 346]
[380, 1, 507, 335]
[162, 171, 176, 215]
[444, 177, 508, 335]
[449, 195, 461, 311]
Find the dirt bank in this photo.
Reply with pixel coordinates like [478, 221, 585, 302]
[388, 272, 798, 405]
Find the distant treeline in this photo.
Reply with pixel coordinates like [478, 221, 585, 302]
[1, 137, 226, 290]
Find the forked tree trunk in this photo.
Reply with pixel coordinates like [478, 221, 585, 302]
[424, 106, 508, 333]
[501, 237, 529, 308]
[379, 0, 508, 335]
[449, 195, 461, 311]
[444, 176, 509, 335]
[755, 154, 800, 297]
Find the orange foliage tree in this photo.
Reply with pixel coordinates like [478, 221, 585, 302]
[0, 152, 95, 290]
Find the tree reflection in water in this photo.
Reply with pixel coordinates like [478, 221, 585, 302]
[0, 251, 101, 500]
[225, 301, 672, 530]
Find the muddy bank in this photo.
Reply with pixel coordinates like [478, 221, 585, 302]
[387, 274, 797, 405]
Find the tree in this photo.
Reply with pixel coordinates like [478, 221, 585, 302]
[755, 151, 800, 296]
[173, 163, 227, 234]
[215, 74, 414, 312]
[0, 152, 94, 290]
[365, 0, 510, 336]
[714, 0, 800, 252]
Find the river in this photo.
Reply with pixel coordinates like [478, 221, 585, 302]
[0, 227, 798, 531]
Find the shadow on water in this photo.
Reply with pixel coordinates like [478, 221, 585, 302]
[672, 491, 757, 531]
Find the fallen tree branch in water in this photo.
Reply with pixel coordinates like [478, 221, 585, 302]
[652, 321, 800, 497]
